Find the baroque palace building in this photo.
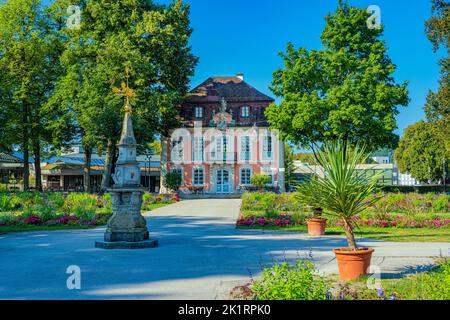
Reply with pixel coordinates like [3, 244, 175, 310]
[160, 74, 285, 195]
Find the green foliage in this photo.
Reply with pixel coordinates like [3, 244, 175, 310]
[46, 0, 198, 189]
[383, 259, 450, 300]
[251, 260, 330, 300]
[163, 172, 182, 192]
[424, 0, 449, 123]
[63, 193, 98, 219]
[395, 120, 448, 183]
[0, 193, 14, 211]
[296, 140, 382, 249]
[433, 194, 449, 212]
[241, 192, 304, 212]
[265, 3, 409, 151]
[250, 174, 272, 189]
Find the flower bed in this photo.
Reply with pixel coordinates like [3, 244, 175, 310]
[0, 191, 180, 231]
[237, 214, 297, 227]
[0, 192, 109, 228]
[237, 192, 450, 230]
[230, 259, 450, 300]
[142, 193, 180, 211]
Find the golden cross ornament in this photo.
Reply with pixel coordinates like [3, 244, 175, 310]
[112, 66, 135, 113]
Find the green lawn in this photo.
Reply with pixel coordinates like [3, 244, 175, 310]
[0, 224, 98, 235]
[142, 201, 176, 211]
[237, 224, 450, 242]
[0, 201, 176, 235]
[329, 259, 450, 300]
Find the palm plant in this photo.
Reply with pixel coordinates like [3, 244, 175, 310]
[296, 140, 381, 250]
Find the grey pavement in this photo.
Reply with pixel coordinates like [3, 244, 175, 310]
[0, 199, 449, 300]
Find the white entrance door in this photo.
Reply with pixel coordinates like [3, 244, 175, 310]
[215, 169, 230, 193]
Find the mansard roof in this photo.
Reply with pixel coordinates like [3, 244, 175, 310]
[185, 76, 274, 103]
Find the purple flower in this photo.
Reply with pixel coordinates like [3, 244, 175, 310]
[377, 289, 385, 297]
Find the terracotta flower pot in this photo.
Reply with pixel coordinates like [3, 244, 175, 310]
[306, 218, 327, 236]
[333, 247, 375, 281]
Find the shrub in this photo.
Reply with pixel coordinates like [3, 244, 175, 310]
[64, 193, 98, 220]
[251, 260, 330, 300]
[433, 194, 449, 212]
[163, 172, 182, 192]
[250, 174, 272, 189]
[0, 193, 14, 212]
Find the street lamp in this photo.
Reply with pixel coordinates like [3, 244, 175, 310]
[145, 149, 154, 192]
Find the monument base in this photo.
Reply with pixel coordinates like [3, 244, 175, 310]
[95, 239, 158, 249]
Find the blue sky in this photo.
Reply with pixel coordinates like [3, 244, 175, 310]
[157, 0, 444, 135]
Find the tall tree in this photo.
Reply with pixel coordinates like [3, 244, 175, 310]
[395, 120, 448, 183]
[48, 0, 197, 191]
[424, 0, 449, 122]
[395, 1, 449, 184]
[265, 2, 409, 152]
[0, 0, 72, 191]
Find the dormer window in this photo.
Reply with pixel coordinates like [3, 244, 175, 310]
[241, 106, 250, 118]
[195, 106, 203, 119]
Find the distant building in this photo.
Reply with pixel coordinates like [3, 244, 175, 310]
[40, 152, 161, 192]
[0, 152, 23, 190]
[398, 171, 419, 186]
[292, 161, 399, 186]
[372, 156, 391, 164]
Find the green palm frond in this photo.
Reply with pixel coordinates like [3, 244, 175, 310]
[296, 140, 382, 221]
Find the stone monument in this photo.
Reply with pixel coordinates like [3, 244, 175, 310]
[95, 67, 158, 249]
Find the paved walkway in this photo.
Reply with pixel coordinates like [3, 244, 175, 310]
[0, 199, 448, 299]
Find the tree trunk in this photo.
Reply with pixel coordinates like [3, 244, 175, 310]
[33, 139, 42, 192]
[101, 139, 115, 192]
[22, 103, 29, 192]
[83, 145, 92, 193]
[159, 136, 169, 194]
[342, 218, 358, 250]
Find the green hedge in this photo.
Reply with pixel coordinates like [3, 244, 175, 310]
[379, 185, 447, 194]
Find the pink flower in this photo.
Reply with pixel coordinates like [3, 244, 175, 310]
[25, 215, 41, 225]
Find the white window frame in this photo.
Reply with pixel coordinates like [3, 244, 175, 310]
[171, 136, 184, 161]
[241, 106, 250, 118]
[192, 167, 204, 186]
[261, 167, 274, 185]
[262, 135, 273, 160]
[240, 136, 251, 161]
[192, 136, 204, 162]
[211, 135, 229, 161]
[240, 167, 252, 185]
[195, 106, 203, 119]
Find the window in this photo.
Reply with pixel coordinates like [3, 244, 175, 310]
[171, 168, 182, 176]
[240, 168, 251, 185]
[195, 106, 203, 119]
[171, 136, 183, 161]
[262, 135, 272, 160]
[211, 135, 228, 161]
[261, 167, 274, 184]
[192, 136, 204, 161]
[240, 136, 250, 161]
[241, 106, 250, 117]
[193, 168, 204, 185]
